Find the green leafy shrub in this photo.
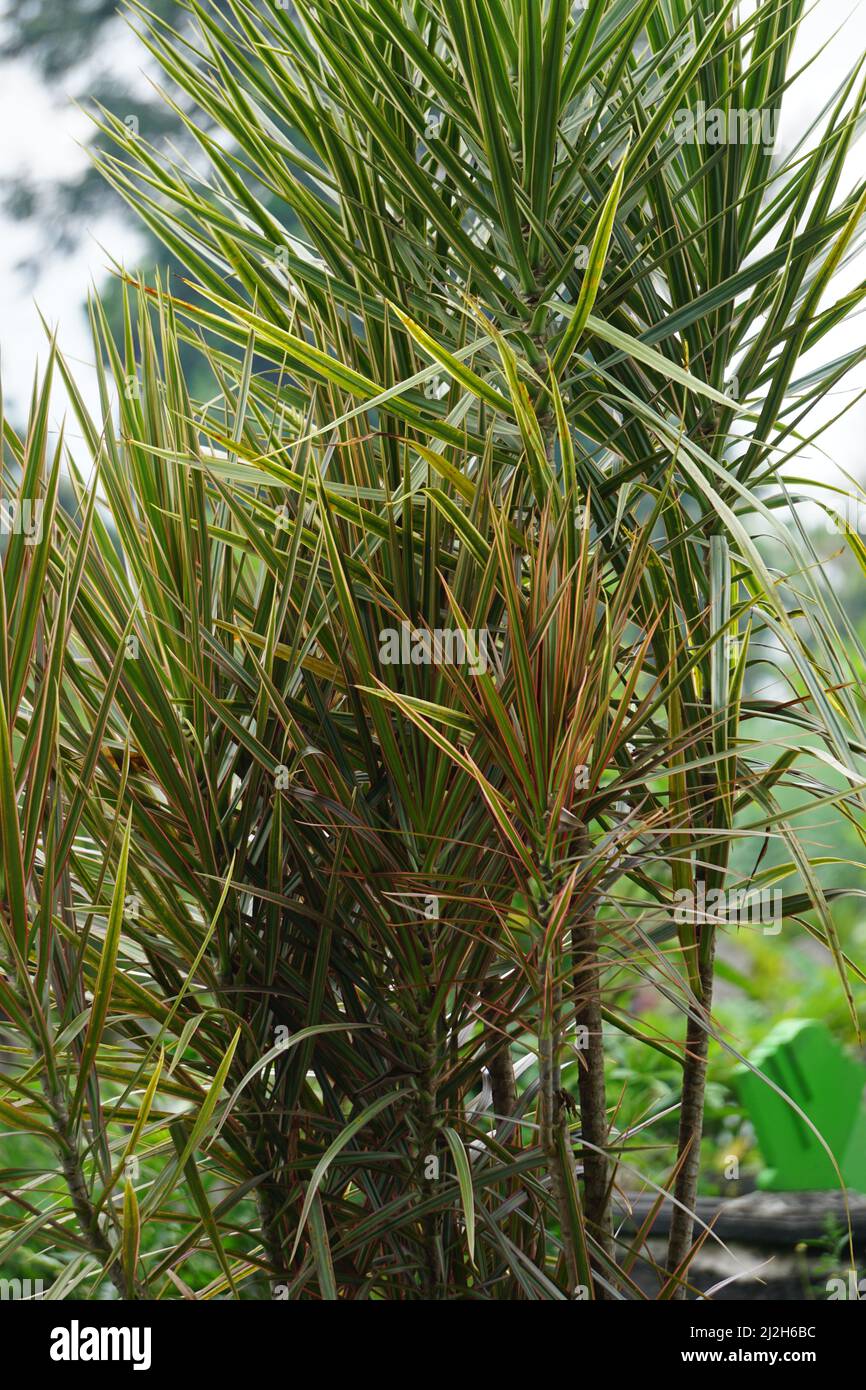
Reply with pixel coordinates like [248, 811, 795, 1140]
[1, 0, 866, 1300]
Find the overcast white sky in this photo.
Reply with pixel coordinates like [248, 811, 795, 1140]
[0, 1, 864, 483]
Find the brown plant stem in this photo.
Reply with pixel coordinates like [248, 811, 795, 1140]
[52, 1096, 144, 1299]
[489, 1038, 518, 1130]
[572, 829, 612, 1274]
[573, 918, 612, 1269]
[414, 912, 442, 1299]
[256, 1158, 288, 1289]
[666, 941, 716, 1296]
[538, 1006, 583, 1293]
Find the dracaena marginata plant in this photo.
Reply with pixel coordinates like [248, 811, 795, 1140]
[2, 0, 866, 1299]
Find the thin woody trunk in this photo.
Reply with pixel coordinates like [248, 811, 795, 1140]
[666, 941, 716, 1296]
[482, 971, 518, 1133]
[484, 982, 525, 1273]
[416, 919, 442, 1298]
[49, 1089, 145, 1299]
[573, 919, 612, 1266]
[418, 1036, 441, 1298]
[40, 820, 145, 1301]
[489, 1040, 518, 1131]
[538, 991, 584, 1294]
[572, 829, 612, 1273]
[256, 1158, 288, 1288]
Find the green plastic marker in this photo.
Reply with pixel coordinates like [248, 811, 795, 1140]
[734, 1019, 866, 1192]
